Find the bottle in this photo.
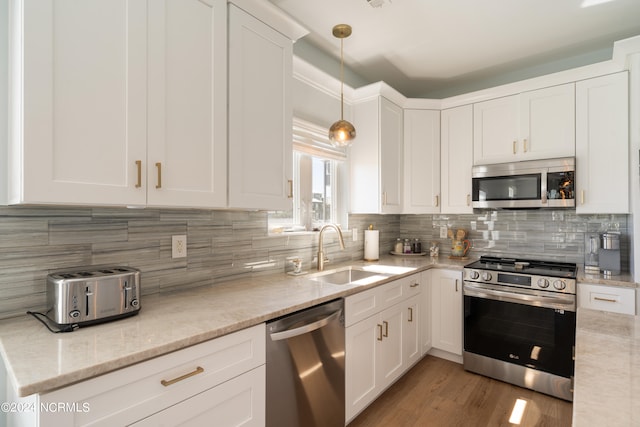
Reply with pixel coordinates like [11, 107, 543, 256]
[394, 238, 403, 254]
[412, 238, 421, 254]
[403, 238, 411, 254]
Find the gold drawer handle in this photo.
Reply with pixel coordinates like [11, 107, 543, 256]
[383, 320, 389, 337]
[513, 140, 517, 154]
[410, 282, 420, 288]
[155, 162, 162, 189]
[160, 366, 204, 387]
[408, 307, 413, 322]
[287, 180, 293, 198]
[593, 296, 617, 303]
[135, 160, 142, 188]
[377, 324, 383, 341]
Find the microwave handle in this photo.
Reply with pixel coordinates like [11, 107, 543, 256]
[541, 170, 548, 204]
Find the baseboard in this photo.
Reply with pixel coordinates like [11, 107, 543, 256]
[427, 348, 463, 364]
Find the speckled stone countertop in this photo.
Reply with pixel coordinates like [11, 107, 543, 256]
[0, 255, 467, 398]
[577, 266, 637, 288]
[573, 308, 640, 427]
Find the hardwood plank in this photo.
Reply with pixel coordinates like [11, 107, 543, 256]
[348, 356, 572, 427]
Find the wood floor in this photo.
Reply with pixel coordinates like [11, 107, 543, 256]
[348, 356, 573, 427]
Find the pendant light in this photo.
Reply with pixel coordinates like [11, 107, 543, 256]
[328, 24, 356, 147]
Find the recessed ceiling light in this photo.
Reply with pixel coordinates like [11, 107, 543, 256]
[581, 0, 615, 7]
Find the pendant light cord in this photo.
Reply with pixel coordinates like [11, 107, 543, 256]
[340, 37, 344, 120]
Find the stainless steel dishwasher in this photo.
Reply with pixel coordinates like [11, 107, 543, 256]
[266, 298, 345, 427]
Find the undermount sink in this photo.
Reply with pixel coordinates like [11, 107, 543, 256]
[309, 267, 391, 286]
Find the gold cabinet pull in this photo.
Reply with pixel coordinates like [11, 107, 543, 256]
[410, 282, 420, 288]
[593, 296, 617, 303]
[160, 366, 204, 387]
[435, 194, 439, 207]
[155, 162, 162, 189]
[523, 139, 528, 152]
[135, 160, 142, 188]
[287, 180, 293, 198]
[377, 324, 383, 341]
[383, 320, 389, 337]
[455, 279, 459, 292]
[466, 194, 471, 206]
[581, 190, 585, 205]
[513, 140, 517, 154]
[408, 307, 413, 322]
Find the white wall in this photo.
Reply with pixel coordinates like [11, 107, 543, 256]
[0, 0, 7, 204]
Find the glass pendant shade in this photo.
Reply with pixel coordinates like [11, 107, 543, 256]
[329, 119, 356, 147]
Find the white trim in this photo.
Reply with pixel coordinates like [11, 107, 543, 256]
[227, 0, 308, 41]
[293, 56, 356, 103]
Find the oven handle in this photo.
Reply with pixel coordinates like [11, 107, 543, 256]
[463, 282, 575, 311]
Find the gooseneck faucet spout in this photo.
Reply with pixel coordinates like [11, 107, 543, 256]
[317, 224, 346, 271]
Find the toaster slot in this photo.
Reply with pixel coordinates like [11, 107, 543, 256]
[123, 280, 132, 309]
[85, 285, 93, 317]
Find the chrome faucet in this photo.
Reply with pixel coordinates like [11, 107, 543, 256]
[317, 224, 346, 271]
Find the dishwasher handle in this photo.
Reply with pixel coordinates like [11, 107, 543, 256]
[269, 308, 342, 341]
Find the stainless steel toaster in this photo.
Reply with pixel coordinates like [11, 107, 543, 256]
[46, 266, 141, 327]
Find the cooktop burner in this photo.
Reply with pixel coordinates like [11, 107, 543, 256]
[465, 256, 577, 279]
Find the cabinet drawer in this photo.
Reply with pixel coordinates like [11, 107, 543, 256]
[402, 273, 422, 297]
[578, 283, 636, 315]
[41, 324, 265, 426]
[345, 287, 379, 327]
[132, 365, 265, 427]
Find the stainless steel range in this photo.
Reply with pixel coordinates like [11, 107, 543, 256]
[463, 256, 577, 401]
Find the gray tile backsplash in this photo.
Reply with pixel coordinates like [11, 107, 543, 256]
[0, 206, 630, 319]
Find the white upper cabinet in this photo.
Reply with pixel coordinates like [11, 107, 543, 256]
[7, 0, 227, 208]
[473, 83, 575, 165]
[8, 0, 147, 206]
[227, 4, 294, 210]
[146, 0, 227, 208]
[403, 109, 441, 214]
[576, 72, 629, 214]
[441, 105, 473, 214]
[351, 96, 403, 214]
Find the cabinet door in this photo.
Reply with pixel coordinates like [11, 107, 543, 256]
[577, 282, 635, 315]
[11, 0, 147, 205]
[132, 366, 265, 427]
[520, 83, 575, 160]
[404, 295, 421, 368]
[345, 315, 380, 423]
[441, 105, 473, 213]
[403, 109, 440, 213]
[377, 303, 404, 386]
[146, 0, 226, 208]
[473, 95, 519, 165]
[380, 97, 403, 214]
[228, 5, 293, 210]
[431, 269, 463, 355]
[576, 72, 629, 214]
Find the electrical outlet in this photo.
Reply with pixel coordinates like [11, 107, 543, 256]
[440, 226, 448, 239]
[172, 235, 187, 258]
[352, 228, 358, 241]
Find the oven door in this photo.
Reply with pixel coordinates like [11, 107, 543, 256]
[463, 282, 576, 379]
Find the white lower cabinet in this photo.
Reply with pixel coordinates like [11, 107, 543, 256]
[577, 282, 636, 315]
[430, 269, 463, 356]
[345, 274, 422, 423]
[419, 271, 432, 356]
[23, 324, 265, 427]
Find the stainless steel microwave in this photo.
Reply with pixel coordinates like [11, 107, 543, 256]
[472, 157, 575, 209]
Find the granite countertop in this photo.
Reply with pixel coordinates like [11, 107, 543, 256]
[576, 266, 637, 288]
[573, 308, 640, 427]
[0, 255, 467, 398]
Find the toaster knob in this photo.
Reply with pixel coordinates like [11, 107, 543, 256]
[131, 299, 139, 307]
[69, 310, 81, 318]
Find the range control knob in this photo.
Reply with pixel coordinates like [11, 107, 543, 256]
[537, 278, 550, 288]
[131, 299, 139, 307]
[553, 280, 566, 290]
[481, 272, 492, 282]
[468, 270, 480, 280]
[69, 310, 80, 319]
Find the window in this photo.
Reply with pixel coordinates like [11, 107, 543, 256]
[268, 119, 348, 232]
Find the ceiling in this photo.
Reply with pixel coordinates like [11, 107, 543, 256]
[269, 0, 640, 98]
